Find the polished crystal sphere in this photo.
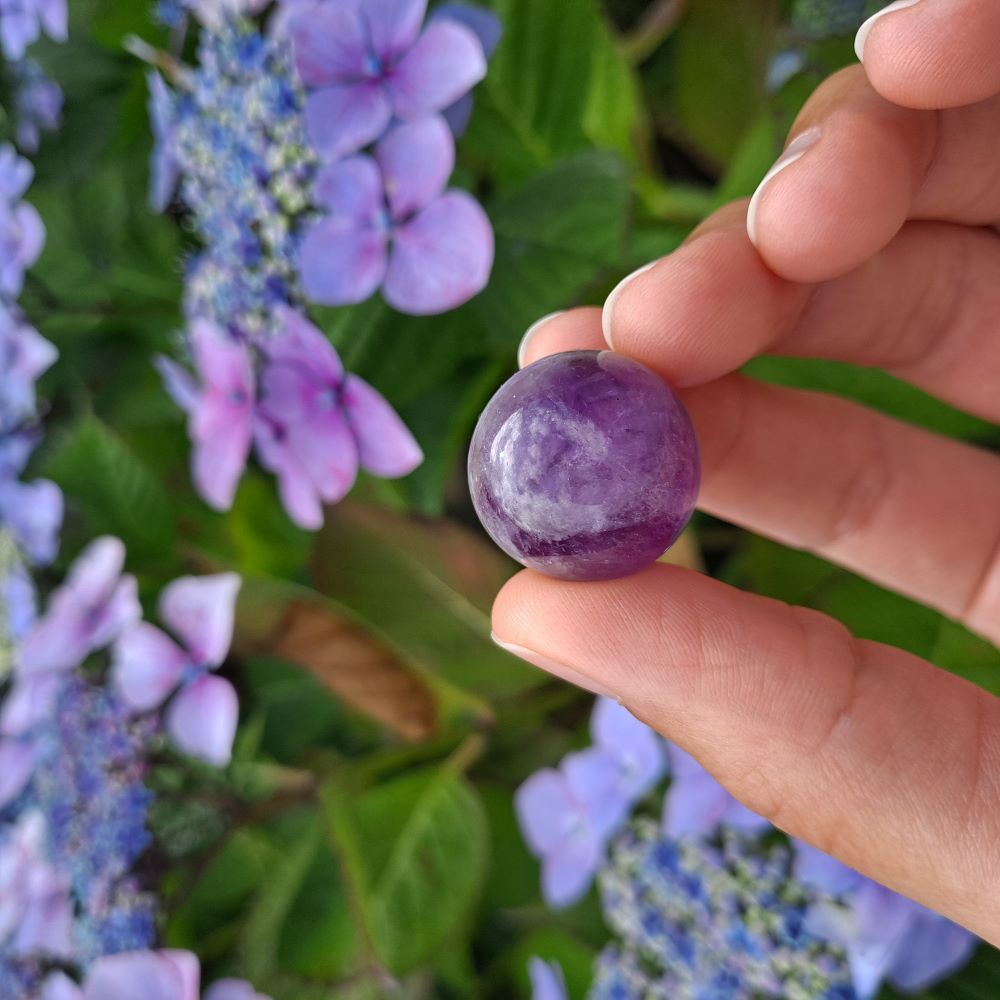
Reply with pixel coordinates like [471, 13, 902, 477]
[468, 350, 700, 581]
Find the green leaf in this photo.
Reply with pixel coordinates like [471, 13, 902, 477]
[466, 0, 638, 182]
[313, 501, 542, 700]
[745, 356, 998, 444]
[240, 813, 322, 984]
[668, 0, 778, 168]
[354, 765, 489, 974]
[475, 151, 631, 348]
[44, 416, 175, 562]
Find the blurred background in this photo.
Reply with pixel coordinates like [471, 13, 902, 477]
[4, 0, 1000, 997]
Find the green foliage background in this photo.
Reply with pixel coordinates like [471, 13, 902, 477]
[13, 0, 1000, 996]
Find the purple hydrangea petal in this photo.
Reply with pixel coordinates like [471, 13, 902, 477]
[793, 841, 864, 896]
[0, 738, 36, 808]
[203, 979, 271, 1000]
[40, 973, 83, 1000]
[38, 0, 68, 41]
[147, 72, 180, 213]
[159, 572, 240, 668]
[721, 796, 771, 834]
[254, 414, 326, 530]
[189, 320, 255, 510]
[563, 746, 629, 842]
[384, 190, 493, 314]
[846, 882, 921, 1000]
[13, 863, 74, 958]
[4, 560, 37, 641]
[590, 697, 665, 801]
[432, 4, 503, 58]
[441, 95, 474, 138]
[269, 306, 345, 384]
[285, 403, 359, 505]
[166, 674, 239, 767]
[528, 958, 567, 1000]
[887, 909, 977, 992]
[0, 673, 62, 736]
[386, 19, 486, 119]
[83, 950, 199, 1000]
[299, 217, 388, 306]
[515, 768, 576, 856]
[111, 622, 188, 713]
[663, 771, 731, 839]
[0, 309, 58, 423]
[0, 144, 34, 199]
[155, 355, 200, 415]
[541, 831, 600, 908]
[363, 0, 427, 64]
[0, 477, 63, 565]
[314, 156, 384, 223]
[341, 374, 422, 477]
[289, 3, 370, 86]
[0, 12, 36, 62]
[304, 83, 393, 161]
[376, 116, 454, 219]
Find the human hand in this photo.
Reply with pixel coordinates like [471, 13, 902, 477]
[491, 0, 1000, 945]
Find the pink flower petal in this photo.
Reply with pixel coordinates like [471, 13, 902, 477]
[111, 622, 187, 713]
[268, 305, 345, 384]
[386, 19, 486, 119]
[305, 83, 392, 162]
[363, 0, 427, 64]
[88, 573, 142, 651]
[0, 674, 62, 736]
[342, 374, 422, 477]
[286, 404, 359, 505]
[159, 573, 241, 668]
[313, 156, 384, 223]
[254, 414, 325, 531]
[299, 217, 388, 307]
[166, 674, 239, 767]
[385, 191, 493, 315]
[84, 951, 199, 1000]
[376, 117, 454, 219]
[288, 3, 369, 86]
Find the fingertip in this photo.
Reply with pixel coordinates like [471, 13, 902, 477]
[859, 0, 1000, 109]
[602, 260, 659, 348]
[515, 307, 606, 368]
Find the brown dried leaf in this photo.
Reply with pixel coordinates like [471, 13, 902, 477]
[265, 600, 436, 743]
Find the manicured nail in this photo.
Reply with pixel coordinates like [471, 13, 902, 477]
[746, 127, 822, 247]
[517, 311, 565, 369]
[602, 260, 658, 349]
[491, 633, 615, 698]
[855, 0, 921, 62]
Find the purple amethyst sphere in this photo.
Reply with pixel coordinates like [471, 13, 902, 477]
[468, 350, 700, 581]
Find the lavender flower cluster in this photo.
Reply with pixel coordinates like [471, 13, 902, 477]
[0, 16, 271, 997]
[148, 0, 497, 527]
[518, 699, 979, 1000]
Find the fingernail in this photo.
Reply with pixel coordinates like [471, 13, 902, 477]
[602, 260, 658, 349]
[517, 311, 565, 369]
[746, 127, 822, 247]
[491, 633, 615, 698]
[855, 0, 921, 62]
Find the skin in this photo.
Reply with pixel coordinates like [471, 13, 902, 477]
[491, 0, 1000, 946]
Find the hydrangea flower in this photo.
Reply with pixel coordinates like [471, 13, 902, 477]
[287, 0, 487, 161]
[146, 73, 180, 214]
[181, 0, 269, 28]
[516, 699, 665, 908]
[12, 61, 62, 154]
[40, 950, 271, 1000]
[0, 812, 74, 962]
[17, 537, 140, 675]
[299, 117, 493, 314]
[112, 572, 241, 766]
[662, 743, 769, 839]
[0, 0, 67, 61]
[793, 841, 977, 998]
[0, 469, 62, 567]
[0, 144, 45, 299]
[592, 820, 857, 1000]
[0, 305, 57, 429]
[158, 319, 255, 511]
[254, 307, 422, 528]
[529, 958, 567, 1000]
